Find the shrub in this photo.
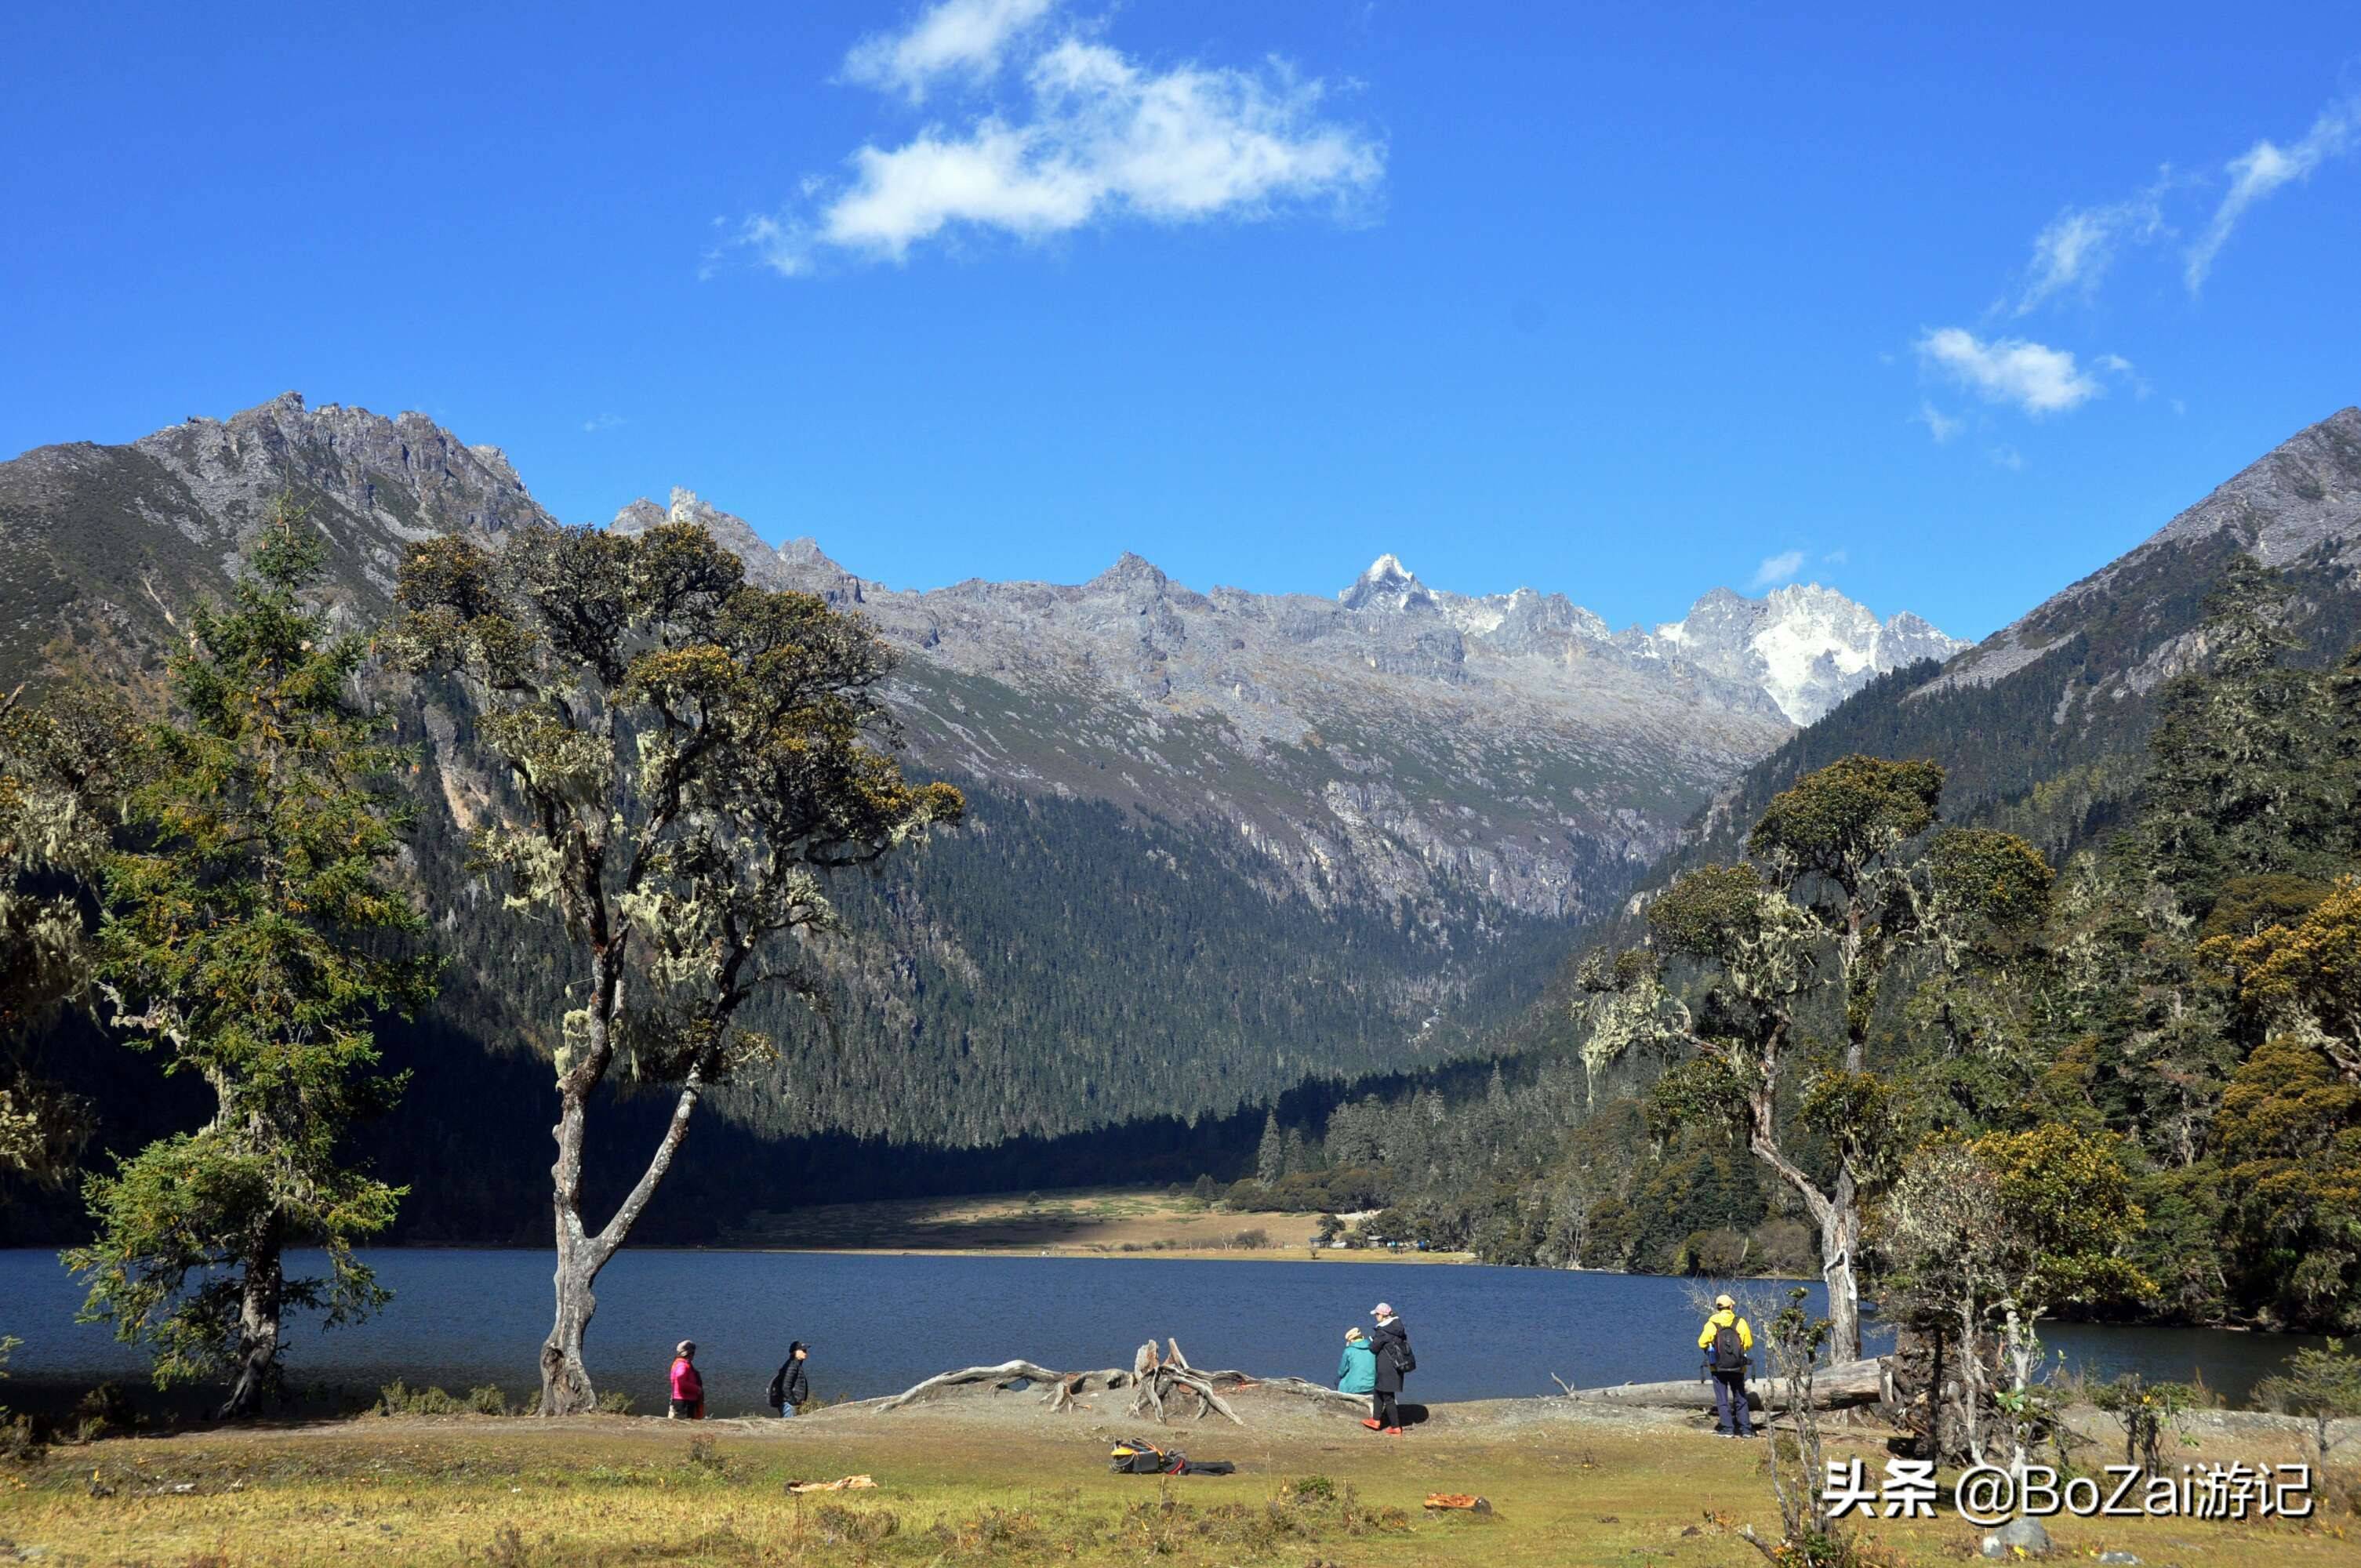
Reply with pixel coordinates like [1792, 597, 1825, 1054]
[1229, 1227, 1270, 1249]
[467, 1385, 510, 1416]
[595, 1389, 637, 1415]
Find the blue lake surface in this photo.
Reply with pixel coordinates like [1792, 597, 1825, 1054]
[0, 1249, 2319, 1415]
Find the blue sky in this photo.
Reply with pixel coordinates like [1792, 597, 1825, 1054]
[4, 2, 2357, 641]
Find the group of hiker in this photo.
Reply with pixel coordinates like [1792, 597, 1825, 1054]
[661, 1292, 1750, 1437]
[1332, 1301, 1415, 1434]
[666, 1340, 809, 1421]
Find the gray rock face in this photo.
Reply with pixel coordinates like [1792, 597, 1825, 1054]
[619, 506, 1960, 924]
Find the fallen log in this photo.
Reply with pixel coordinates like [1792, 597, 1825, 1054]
[1562, 1357, 1887, 1412]
[881, 1360, 1135, 1414]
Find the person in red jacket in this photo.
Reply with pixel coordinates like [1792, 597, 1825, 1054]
[668, 1340, 705, 1420]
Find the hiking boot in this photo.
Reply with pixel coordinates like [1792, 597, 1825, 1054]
[1384, 1426, 1405, 1436]
[1361, 1418, 1384, 1430]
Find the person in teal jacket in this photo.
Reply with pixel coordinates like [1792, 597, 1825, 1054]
[1336, 1325, 1377, 1409]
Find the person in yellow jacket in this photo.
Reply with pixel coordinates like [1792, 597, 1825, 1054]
[1698, 1294, 1755, 1437]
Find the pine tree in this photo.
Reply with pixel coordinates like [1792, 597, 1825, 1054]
[1255, 1110, 1285, 1184]
[66, 504, 435, 1417]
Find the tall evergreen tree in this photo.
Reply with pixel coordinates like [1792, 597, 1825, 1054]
[66, 505, 435, 1417]
[2131, 556, 2338, 913]
[390, 519, 961, 1414]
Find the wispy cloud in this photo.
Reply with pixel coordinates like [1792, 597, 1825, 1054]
[1822, 549, 1849, 567]
[1916, 327, 2102, 416]
[2186, 94, 2361, 292]
[843, 0, 1059, 103]
[1751, 550, 1806, 590]
[582, 413, 627, 433]
[731, 0, 1383, 276]
[2013, 176, 2170, 314]
[1989, 445, 2025, 472]
[1914, 401, 1964, 443]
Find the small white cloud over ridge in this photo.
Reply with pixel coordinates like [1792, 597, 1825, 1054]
[1916, 327, 2101, 417]
[1751, 550, 1806, 590]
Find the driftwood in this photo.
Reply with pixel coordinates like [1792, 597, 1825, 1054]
[877, 1341, 1374, 1427]
[1562, 1357, 1888, 1413]
[1128, 1338, 1245, 1426]
[881, 1359, 1136, 1414]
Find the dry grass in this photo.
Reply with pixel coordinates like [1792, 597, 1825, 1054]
[721, 1185, 1473, 1262]
[3, 1388, 2354, 1566]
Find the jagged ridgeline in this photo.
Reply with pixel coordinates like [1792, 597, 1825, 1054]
[0, 394, 1955, 1240]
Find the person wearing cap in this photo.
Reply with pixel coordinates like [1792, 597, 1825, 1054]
[1698, 1294, 1754, 1437]
[767, 1341, 810, 1418]
[1336, 1325, 1377, 1412]
[1365, 1302, 1412, 1435]
[668, 1340, 705, 1421]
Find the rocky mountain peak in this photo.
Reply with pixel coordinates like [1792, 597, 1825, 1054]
[1636, 581, 1967, 724]
[1339, 553, 1433, 612]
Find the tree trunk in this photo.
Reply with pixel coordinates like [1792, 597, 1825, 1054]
[216, 1231, 285, 1421]
[541, 1229, 600, 1415]
[537, 1064, 706, 1416]
[540, 1076, 601, 1416]
[1819, 1193, 1862, 1364]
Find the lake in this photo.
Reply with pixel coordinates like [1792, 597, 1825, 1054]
[0, 1249, 2325, 1415]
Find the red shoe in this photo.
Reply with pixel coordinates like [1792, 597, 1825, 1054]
[1361, 1418, 1384, 1430]
[1384, 1426, 1405, 1436]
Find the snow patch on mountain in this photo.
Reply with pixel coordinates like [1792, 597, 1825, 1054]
[1337, 557, 1964, 727]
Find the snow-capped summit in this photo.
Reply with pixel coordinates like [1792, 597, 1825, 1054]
[1637, 583, 1967, 724]
[1334, 557, 1960, 724]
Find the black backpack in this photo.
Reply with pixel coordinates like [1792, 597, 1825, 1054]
[1383, 1331, 1415, 1377]
[1711, 1322, 1747, 1372]
[1110, 1438, 1182, 1475]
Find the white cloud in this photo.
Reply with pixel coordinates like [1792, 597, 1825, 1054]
[2014, 176, 2168, 314]
[2186, 95, 2360, 292]
[1989, 445, 2025, 472]
[844, 0, 1060, 103]
[582, 412, 627, 433]
[743, 9, 1382, 274]
[2094, 352, 2150, 399]
[1915, 327, 2101, 416]
[1750, 550, 1805, 590]
[1915, 401, 1964, 443]
[1822, 549, 1849, 566]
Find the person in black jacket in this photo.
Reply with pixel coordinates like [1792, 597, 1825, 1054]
[766, 1341, 809, 1418]
[1364, 1303, 1412, 1435]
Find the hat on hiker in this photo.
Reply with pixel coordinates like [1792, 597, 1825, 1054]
[677, 1340, 696, 1356]
[1371, 1301, 1393, 1319]
[1344, 1326, 1365, 1342]
[1713, 1294, 1735, 1309]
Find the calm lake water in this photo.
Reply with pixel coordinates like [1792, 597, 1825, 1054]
[0, 1249, 2324, 1414]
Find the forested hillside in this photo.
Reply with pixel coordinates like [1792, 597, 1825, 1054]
[1232, 550, 2361, 1334]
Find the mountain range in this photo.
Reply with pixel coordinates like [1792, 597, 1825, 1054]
[5, 392, 2354, 1240]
